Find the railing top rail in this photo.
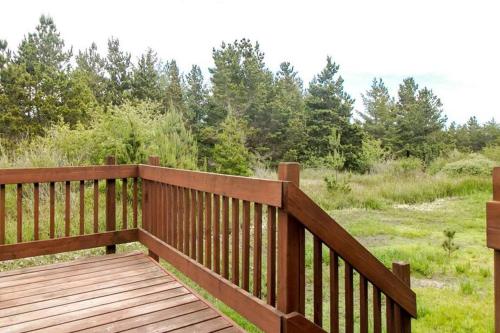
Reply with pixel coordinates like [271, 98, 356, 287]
[284, 183, 417, 317]
[0, 165, 138, 184]
[138, 164, 283, 207]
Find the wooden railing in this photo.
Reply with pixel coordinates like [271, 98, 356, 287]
[0, 157, 417, 332]
[487, 167, 500, 333]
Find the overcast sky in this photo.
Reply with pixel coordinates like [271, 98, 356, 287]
[1, 0, 498, 124]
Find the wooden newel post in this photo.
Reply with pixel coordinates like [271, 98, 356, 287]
[105, 156, 116, 254]
[277, 162, 305, 314]
[392, 262, 411, 333]
[147, 156, 160, 262]
[487, 167, 500, 332]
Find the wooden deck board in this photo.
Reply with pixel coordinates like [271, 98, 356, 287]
[0, 252, 241, 332]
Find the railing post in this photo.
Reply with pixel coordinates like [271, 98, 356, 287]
[147, 156, 160, 262]
[488, 167, 500, 333]
[392, 262, 411, 333]
[277, 162, 305, 314]
[105, 156, 116, 254]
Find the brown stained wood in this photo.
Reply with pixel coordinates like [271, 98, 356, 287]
[105, 156, 116, 254]
[79, 181, 84, 235]
[232, 198, 240, 286]
[330, 251, 339, 333]
[222, 196, 230, 279]
[169, 316, 233, 333]
[178, 186, 184, 251]
[393, 262, 412, 333]
[184, 188, 190, 254]
[285, 183, 417, 317]
[487, 201, 500, 248]
[50, 182, 55, 238]
[205, 192, 212, 269]
[0, 184, 4, 244]
[360, 275, 368, 333]
[133, 178, 138, 228]
[253, 203, 262, 298]
[283, 312, 327, 333]
[138, 229, 282, 333]
[313, 236, 323, 326]
[386, 296, 394, 333]
[494, 167, 500, 201]
[190, 189, 197, 259]
[138, 165, 283, 207]
[17, 183, 22, 243]
[34, 183, 39, 240]
[242, 200, 250, 291]
[93, 180, 99, 233]
[213, 194, 221, 274]
[197, 191, 204, 264]
[122, 178, 128, 229]
[496, 251, 500, 333]
[345, 262, 354, 333]
[277, 163, 305, 314]
[65, 181, 71, 237]
[267, 206, 276, 306]
[373, 286, 382, 333]
[0, 230, 137, 261]
[0, 165, 138, 185]
[173, 186, 179, 248]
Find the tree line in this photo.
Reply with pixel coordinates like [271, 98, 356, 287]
[1, 16, 499, 174]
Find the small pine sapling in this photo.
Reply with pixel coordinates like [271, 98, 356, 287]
[442, 229, 459, 258]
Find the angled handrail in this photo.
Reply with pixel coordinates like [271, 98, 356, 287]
[284, 182, 417, 318]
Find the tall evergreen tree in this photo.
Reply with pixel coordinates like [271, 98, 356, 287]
[360, 78, 397, 150]
[185, 64, 208, 129]
[162, 60, 185, 114]
[76, 42, 108, 105]
[131, 48, 161, 101]
[105, 37, 132, 105]
[305, 56, 364, 170]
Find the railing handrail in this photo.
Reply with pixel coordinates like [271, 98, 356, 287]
[0, 164, 138, 184]
[283, 182, 417, 317]
[139, 164, 283, 207]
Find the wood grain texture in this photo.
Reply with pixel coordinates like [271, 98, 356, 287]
[253, 203, 262, 298]
[0, 184, 4, 244]
[283, 312, 327, 333]
[17, 183, 22, 243]
[242, 200, 250, 291]
[139, 165, 282, 207]
[313, 236, 323, 326]
[267, 206, 276, 306]
[34, 183, 39, 240]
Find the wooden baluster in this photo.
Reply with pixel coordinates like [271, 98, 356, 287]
[178, 186, 184, 251]
[147, 156, 160, 261]
[213, 194, 221, 274]
[232, 198, 240, 285]
[277, 162, 305, 314]
[267, 205, 276, 306]
[133, 177, 138, 228]
[17, 183, 22, 242]
[197, 191, 204, 264]
[0, 184, 4, 244]
[313, 236, 323, 326]
[173, 186, 179, 248]
[330, 251, 339, 333]
[122, 178, 128, 230]
[93, 180, 99, 233]
[386, 296, 394, 333]
[345, 262, 354, 333]
[205, 192, 212, 269]
[168, 184, 173, 245]
[253, 203, 262, 298]
[50, 182, 55, 238]
[158, 183, 163, 240]
[242, 200, 250, 291]
[105, 156, 116, 254]
[34, 183, 39, 240]
[360, 275, 368, 333]
[79, 181, 84, 235]
[393, 262, 411, 333]
[184, 188, 190, 254]
[373, 286, 382, 333]
[190, 188, 197, 259]
[65, 181, 71, 237]
[222, 196, 230, 279]
[164, 184, 169, 242]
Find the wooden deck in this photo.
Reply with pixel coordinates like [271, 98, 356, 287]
[0, 251, 241, 333]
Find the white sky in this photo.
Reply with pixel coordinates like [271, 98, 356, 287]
[1, 0, 499, 124]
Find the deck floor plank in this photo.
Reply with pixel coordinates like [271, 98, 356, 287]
[0, 252, 241, 333]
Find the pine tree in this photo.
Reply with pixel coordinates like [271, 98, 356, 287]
[131, 48, 161, 101]
[76, 42, 108, 105]
[105, 37, 132, 105]
[162, 60, 185, 114]
[360, 78, 397, 150]
[185, 65, 208, 129]
[305, 56, 364, 170]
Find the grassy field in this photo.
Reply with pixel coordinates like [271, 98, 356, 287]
[0, 158, 496, 332]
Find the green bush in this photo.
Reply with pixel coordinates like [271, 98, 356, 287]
[482, 145, 500, 162]
[441, 156, 494, 176]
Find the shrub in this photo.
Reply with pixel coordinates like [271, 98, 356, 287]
[324, 174, 351, 194]
[441, 155, 493, 176]
[482, 145, 500, 162]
